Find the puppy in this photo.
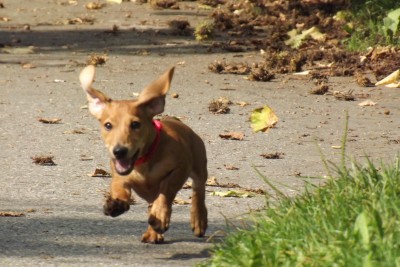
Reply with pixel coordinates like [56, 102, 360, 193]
[79, 65, 208, 243]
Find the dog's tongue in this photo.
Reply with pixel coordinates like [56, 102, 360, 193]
[115, 159, 133, 174]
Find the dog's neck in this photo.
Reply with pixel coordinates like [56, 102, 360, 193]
[135, 120, 162, 167]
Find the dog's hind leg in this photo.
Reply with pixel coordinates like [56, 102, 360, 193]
[190, 166, 208, 237]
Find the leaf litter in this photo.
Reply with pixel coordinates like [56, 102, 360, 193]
[88, 168, 111, 178]
[205, 0, 400, 88]
[219, 132, 244, 140]
[31, 156, 56, 166]
[38, 118, 62, 124]
[184, 176, 265, 198]
[209, 97, 232, 114]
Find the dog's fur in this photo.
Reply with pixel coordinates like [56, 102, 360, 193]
[79, 66, 208, 243]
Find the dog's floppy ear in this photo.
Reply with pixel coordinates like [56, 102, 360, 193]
[79, 65, 111, 119]
[138, 67, 175, 117]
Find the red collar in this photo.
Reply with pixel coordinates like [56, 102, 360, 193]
[135, 120, 162, 167]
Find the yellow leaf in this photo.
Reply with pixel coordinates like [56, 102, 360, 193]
[210, 190, 255, 198]
[375, 69, 400, 87]
[250, 106, 278, 133]
[285, 27, 326, 48]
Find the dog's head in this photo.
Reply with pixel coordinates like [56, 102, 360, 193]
[79, 65, 174, 175]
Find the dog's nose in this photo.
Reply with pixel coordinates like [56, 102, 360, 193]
[113, 145, 128, 159]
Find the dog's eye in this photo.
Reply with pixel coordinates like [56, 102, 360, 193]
[104, 122, 113, 131]
[130, 121, 141, 130]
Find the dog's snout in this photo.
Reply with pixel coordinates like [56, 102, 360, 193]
[113, 145, 128, 159]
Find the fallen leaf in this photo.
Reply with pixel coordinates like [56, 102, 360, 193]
[87, 54, 107, 66]
[1, 46, 36, 54]
[333, 90, 355, 101]
[358, 100, 376, 106]
[206, 176, 220, 186]
[209, 98, 231, 114]
[285, 26, 326, 48]
[250, 106, 278, 133]
[208, 61, 250, 75]
[0, 16, 11, 22]
[210, 190, 255, 198]
[224, 164, 239, 170]
[80, 154, 93, 161]
[293, 70, 311, 75]
[236, 101, 250, 107]
[309, 83, 329, 95]
[21, 63, 36, 69]
[38, 118, 62, 124]
[173, 197, 191, 205]
[355, 73, 374, 87]
[0, 211, 25, 217]
[219, 132, 244, 140]
[183, 181, 192, 189]
[86, 2, 105, 9]
[63, 17, 95, 25]
[31, 156, 56, 166]
[260, 152, 284, 159]
[205, 177, 265, 194]
[107, 0, 123, 3]
[247, 66, 275, 82]
[89, 168, 111, 177]
[375, 69, 400, 87]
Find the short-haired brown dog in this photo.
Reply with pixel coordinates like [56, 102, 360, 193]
[79, 66, 208, 243]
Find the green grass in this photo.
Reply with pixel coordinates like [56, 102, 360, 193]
[344, 0, 400, 51]
[202, 157, 400, 266]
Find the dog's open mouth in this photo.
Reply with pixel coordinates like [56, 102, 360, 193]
[114, 150, 139, 176]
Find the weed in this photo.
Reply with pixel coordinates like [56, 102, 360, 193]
[202, 114, 400, 266]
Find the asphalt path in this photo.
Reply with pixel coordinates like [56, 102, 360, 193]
[1, 1, 399, 266]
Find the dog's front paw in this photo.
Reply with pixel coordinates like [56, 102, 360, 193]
[103, 197, 130, 217]
[141, 226, 164, 244]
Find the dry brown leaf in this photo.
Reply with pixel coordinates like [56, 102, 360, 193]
[89, 168, 111, 177]
[21, 63, 36, 69]
[209, 98, 232, 114]
[333, 90, 355, 101]
[224, 164, 239, 170]
[205, 176, 265, 195]
[260, 152, 285, 159]
[38, 118, 62, 124]
[87, 54, 107, 66]
[219, 132, 244, 140]
[206, 176, 220, 186]
[64, 17, 95, 25]
[209, 61, 250, 75]
[355, 73, 374, 87]
[173, 197, 191, 205]
[0, 211, 25, 217]
[309, 83, 329, 95]
[31, 156, 56, 166]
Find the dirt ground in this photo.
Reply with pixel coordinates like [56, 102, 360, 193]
[0, 1, 399, 266]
